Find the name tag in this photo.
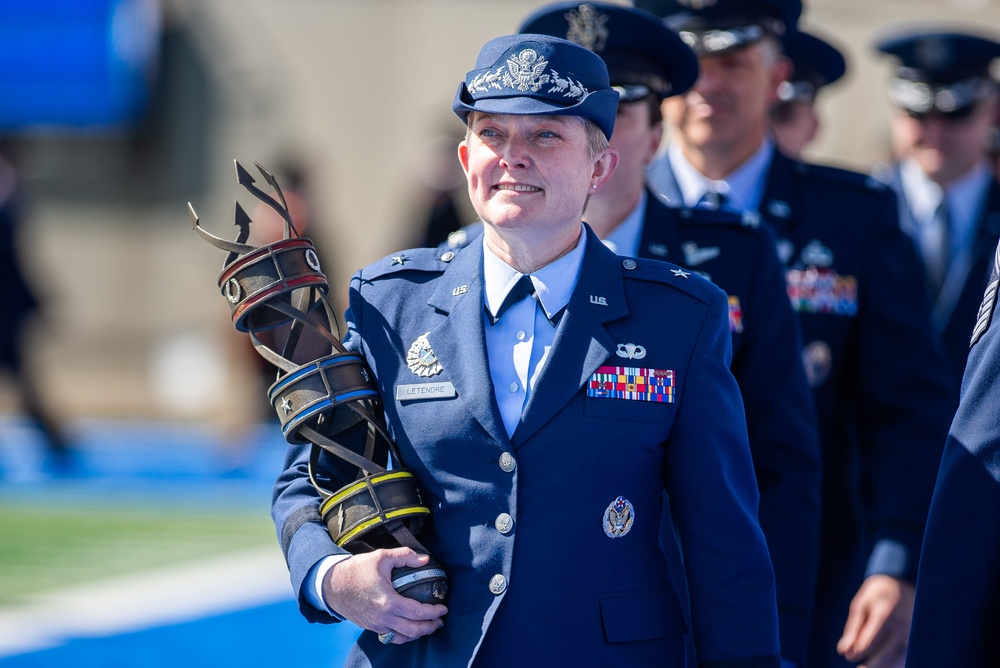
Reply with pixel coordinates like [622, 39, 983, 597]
[395, 382, 457, 402]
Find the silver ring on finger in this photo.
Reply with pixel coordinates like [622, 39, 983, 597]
[378, 631, 396, 645]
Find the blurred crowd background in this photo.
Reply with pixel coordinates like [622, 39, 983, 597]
[1, 0, 1000, 440]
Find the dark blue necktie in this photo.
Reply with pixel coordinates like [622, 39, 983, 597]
[487, 275, 535, 325]
[487, 275, 563, 327]
[698, 189, 727, 211]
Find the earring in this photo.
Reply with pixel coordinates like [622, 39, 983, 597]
[592, 184, 598, 190]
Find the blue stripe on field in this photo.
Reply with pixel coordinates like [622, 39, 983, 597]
[0, 600, 362, 668]
[0, 416, 365, 666]
[0, 417, 289, 507]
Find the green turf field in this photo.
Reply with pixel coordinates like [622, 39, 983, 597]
[0, 503, 276, 605]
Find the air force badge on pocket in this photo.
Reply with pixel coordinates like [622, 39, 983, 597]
[603, 496, 635, 538]
[587, 365, 675, 403]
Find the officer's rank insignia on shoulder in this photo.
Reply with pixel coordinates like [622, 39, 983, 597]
[970, 241, 1000, 348]
[587, 365, 675, 403]
[603, 496, 634, 539]
[368, 248, 446, 280]
[406, 333, 443, 377]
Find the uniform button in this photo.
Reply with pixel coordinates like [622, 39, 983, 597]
[489, 574, 507, 595]
[622, 258, 637, 270]
[498, 452, 516, 473]
[494, 513, 514, 534]
[509, 382, 519, 393]
[440, 251, 455, 262]
[515, 330, 525, 341]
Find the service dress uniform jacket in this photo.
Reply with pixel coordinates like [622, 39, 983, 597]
[442, 196, 822, 664]
[651, 149, 958, 667]
[273, 225, 781, 668]
[883, 163, 1000, 391]
[638, 193, 821, 665]
[906, 239, 1000, 668]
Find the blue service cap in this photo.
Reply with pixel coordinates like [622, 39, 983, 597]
[633, 0, 802, 55]
[452, 33, 620, 140]
[778, 29, 847, 104]
[518, 3, 699, 102]
[875, 29, 1000, 116]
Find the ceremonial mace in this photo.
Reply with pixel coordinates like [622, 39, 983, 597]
[189, 161, 448, 605]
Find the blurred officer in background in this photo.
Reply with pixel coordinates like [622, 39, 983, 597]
[874, 29, 1000, 392]
[906, 239, 1000, 666]
[518, 4, 820, 666]
[636, 0, 958, 666]
[273, 32, 782, 668]
[771, 27, 847, 159]
[0, 148, 72, 472]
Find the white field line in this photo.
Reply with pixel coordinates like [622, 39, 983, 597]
[0, 546, 294, 657]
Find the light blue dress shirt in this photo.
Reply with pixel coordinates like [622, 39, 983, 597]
[600, 191, 646, 258]
[306, 226, 587, 615]
[483, 228, 586, 437]
[665, 137, 773, 214]
[900, 157, 993, 267]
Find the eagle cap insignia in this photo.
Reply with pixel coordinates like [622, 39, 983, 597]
[603, 495, 635, 538]
[565, 4, 610, 52]
[406, 333, 443, 378]
[503, 49, 551, 92]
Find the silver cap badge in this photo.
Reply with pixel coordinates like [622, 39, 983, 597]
[565, 4, 610, 53]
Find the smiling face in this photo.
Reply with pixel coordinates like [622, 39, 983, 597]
[458, 112, 617, 250]
[664, 38, 788, 172]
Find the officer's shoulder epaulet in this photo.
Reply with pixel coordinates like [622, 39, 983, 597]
[362, 246, 459, 280]
[619, 255, 721, 306]
[792, 158, 890, 194]
[673, 205, 764, 233]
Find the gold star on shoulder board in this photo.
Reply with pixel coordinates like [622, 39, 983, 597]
[391, 255, 409, 266]
[671, 268, 690, 278]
